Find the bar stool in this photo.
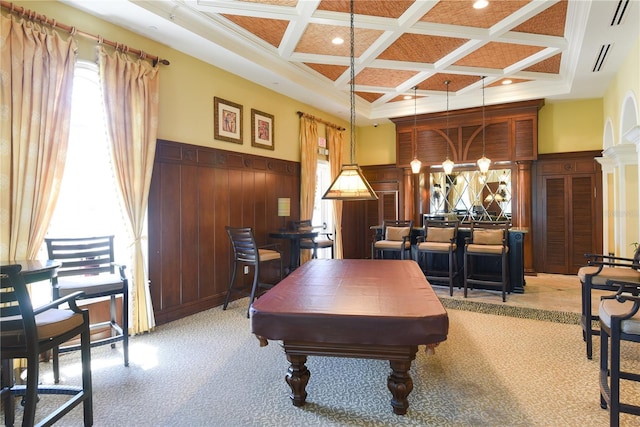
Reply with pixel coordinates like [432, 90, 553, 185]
[292, 220, 334, 259]
[598, 280, 640, 427]
[577, 246, 640, 359]
[463, 221, 510, 302]
[224, 226, 283, 317]
[371, 220, 413, 260]
[416, 220, 459, 296]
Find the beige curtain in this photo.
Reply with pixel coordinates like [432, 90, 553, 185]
[98, 46, 159, 334]
[326, 126, 344, 259]
[0, 14, 76, 261]
[299, 116, 318, 264]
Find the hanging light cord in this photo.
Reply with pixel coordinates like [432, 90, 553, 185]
[413, 86, 417, 157]
[349, 0, 356, 164]
[445, 80, 450, 158]
[482, 76, 486, 156]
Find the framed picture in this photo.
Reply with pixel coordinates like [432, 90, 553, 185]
[214, 97, 242, 144]
[251, 109, 274, 150]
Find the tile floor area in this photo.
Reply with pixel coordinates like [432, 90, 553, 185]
[431, 272, 611, 314]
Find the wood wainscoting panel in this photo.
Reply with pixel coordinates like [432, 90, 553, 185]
[148, 140, 300, 325]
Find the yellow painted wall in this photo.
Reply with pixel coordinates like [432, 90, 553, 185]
[603, 36, 640, 143]
[625, 164, 639, 249]
[357, 123, 396, 166]
[602, 35, 640, 257]
[537, 99, 603, 154]
[606, 173, 615, 250]
[10, 1, 349, 163]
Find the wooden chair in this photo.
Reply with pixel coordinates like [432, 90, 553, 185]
[371, 220, 413, 260]
[464, 221, 510, 302]
[224, 226, 283, 317]
[45, 235, 129, 383]
[1, 264, 93, 427]
[577, 245, 640, 359]
[292, 220, 334, 259]
[416, 220, 459, 296]
[598, 279, 640, 427]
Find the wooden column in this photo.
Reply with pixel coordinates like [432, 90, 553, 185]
[516, 160, 534, 275]
[403, 168, 415, 223]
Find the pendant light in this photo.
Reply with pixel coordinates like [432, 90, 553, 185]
[322, 0, 378, 201]
[441, 80, 454, 175]
[477, 76, 491, 173]
[410, 86, 422, 174]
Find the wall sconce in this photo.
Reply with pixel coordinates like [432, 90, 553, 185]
[497, 180, 509, 201]
[432, 183, 442, 201]
[277, 197, 290, 230]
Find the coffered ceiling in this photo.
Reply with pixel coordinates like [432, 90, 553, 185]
[62, 0, 639, 125]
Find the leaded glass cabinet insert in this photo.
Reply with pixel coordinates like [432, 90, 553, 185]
[430, 169, 511, 222]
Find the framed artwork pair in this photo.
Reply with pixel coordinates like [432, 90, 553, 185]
[214, 96, 274, 150]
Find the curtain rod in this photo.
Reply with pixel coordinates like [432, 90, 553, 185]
[1, 0, 170, 66]
[297, 111, 345, 131]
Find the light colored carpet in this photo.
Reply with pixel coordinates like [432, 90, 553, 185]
[5, 297, 640, 426]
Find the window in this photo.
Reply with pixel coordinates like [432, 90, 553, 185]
[36, 62, 129, 304]
[313, 161, 334, 259]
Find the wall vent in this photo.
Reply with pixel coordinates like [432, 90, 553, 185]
[592, 44, 611, 72]
[611, 0, 629, 26]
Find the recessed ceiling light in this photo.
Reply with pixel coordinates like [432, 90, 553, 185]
[502, 79, 512, 85]
[473, 0, 489, 9]
[332, 37, 344, 45]
[403, 95, 412, 100]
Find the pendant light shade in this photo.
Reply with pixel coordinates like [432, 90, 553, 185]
[477, 76, 491, 174]
[410, 158, 422, 174]
[442, 158, 455, 175]
[410, 85, 421, 174]
[322, 0, 377, 201]
[322, 164, 378, 200]
[477, 156, 491, 173]
[441, 80, 454, 175]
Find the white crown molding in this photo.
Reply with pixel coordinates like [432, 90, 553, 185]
[622, 125, 640, 146]
[595, 156, 616, 173]
[601, 144, 638, 166]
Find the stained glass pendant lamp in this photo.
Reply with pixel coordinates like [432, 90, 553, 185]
[322, 0, 377, 201]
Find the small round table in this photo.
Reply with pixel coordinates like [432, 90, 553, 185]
[269, 230, 318, 273]
[1, 259, 61, 283]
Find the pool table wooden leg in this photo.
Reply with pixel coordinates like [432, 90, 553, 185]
[285, 353, 310, 407]
[387, 359, 414, 415]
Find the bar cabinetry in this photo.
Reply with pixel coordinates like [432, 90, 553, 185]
[374, 226, 527, 293]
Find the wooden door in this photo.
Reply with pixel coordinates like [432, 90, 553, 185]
[535, 152, 602, 274]
[540, 175, 568, 273]
[570, 175, 599, 270]
[342, 190, 399, 259]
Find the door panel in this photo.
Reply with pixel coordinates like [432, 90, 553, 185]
[571, 175, 596, 272]
[535, 152, 602, 274]
[543, 176, 568, 273]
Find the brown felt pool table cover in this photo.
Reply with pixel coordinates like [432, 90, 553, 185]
[250, 259, 448, 346]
